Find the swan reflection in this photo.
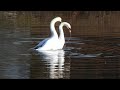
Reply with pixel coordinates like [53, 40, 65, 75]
[38, 50, 65, 79]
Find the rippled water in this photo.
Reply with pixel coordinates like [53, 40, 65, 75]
[0, 26, 120, 79]
[0, 11, 120, 79]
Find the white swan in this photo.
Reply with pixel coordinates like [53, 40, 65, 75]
[34, 17, 62, 51]
[34, 17, 71, 51]
[57, 22, 71, 49]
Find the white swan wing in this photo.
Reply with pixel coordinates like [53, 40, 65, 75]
[34, 38, 49, 49]
[35, 37, 58, 50]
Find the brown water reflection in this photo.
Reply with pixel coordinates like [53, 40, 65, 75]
[0, 11, 120, 79]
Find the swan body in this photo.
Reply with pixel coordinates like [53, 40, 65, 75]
[34, 17, 71, 51]
[34, 17, 61, 51]
[57, 22, 71, 49]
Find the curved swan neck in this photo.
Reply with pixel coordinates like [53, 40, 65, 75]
[50, 17, 61, 37]
[59, 22, 71, 41]
[59, 23, 65, 40]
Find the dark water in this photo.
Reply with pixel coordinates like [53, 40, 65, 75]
[0, 27, 120, 79]
[0, 12, 120, 79]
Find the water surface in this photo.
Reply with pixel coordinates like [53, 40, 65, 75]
[0, 12, 120, 79]
[0, 27, 120, 79]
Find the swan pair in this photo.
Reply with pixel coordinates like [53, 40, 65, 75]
[34, 17, 71, 51]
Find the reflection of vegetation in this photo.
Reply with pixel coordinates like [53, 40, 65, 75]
[16, 12, 31, 27]
[0, 11, 32, 28]
[0, 11, 120, 37]
[0, 11, 113, 28]
[0, 11, 14, 28]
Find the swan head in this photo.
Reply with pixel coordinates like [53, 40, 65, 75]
[52, 17, 62, 23]
[50, 17, 62, 37]
[50, 17, 62, 30]
[60, 22, 71, 33]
